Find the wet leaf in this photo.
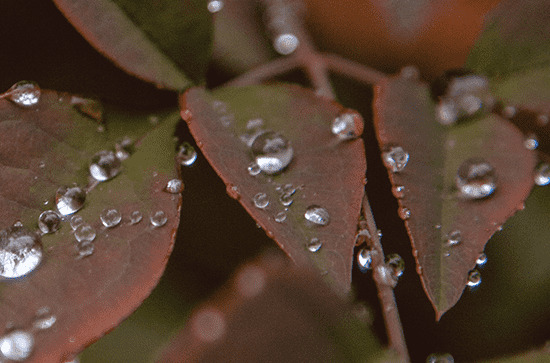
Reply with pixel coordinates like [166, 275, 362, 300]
[0, 90, 181, 361]
[53, 0, 212, 90]
[157, 251, 390, 362]
[180, 85, 366, 294]
[373, 75, 536, 319]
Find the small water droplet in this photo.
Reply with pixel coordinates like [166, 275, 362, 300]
[100, 208, 122, 228]
[177, 142, 197, 166]
[382, 146, 409, 173]
[386, 253, 405, 278]
[392, 185, 405, 199]
[476, 253, 487, 266]
[502, 105, 517, 119]
[446, 230, 461, 246]
[357, 248, 373, 272]
[304, 205, 330, 226]
[38, 161, 46, 168]
[165, 179, 184, 194]
[70, 215, 84, 230]
[355, 228, 371, 246]
[89, 150, 121, 182]
[38, 210, 61, 234]
[129, 211, 142, 225]
[456, 158, 496, 199]
[207, 0, 224, 13]
[247, 162, 261, 176]
[6, 81, 40, 107]
[251, 131, 293, 174]
[192, 308, 226, 343]
[274, 211, 287, 223]
[56, 186, 86, 216]
[535, 163, 550, 186]
[279, 192, 294, 207]
[33, 307, 56, 330]
[253, 192, 269, 209]
[226, 184, 240, 200]
[0, 330, 34, 361]
[70, 96, 103, 122]
[377, 229, 383, 238]
[398, 207, 411, 220]
[467, 269, 481, 288]
[77, 242, 94, 258]
[246, 118, 264, 130]
[0, 226, 43, 279]
[74, 224, 96, 243]
[273, 33, 299, 55]
[150, 210, 167, 227]
[331, 111, 363, 140]
[115, 136, 133, 161]
[524, 134, 539, 150]
[426, 353, 454, 363]
[306, 237, 322, 252]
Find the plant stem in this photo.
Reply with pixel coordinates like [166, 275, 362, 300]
[361, 194, 410, 363]
[223, 56, 302, 87]
[322, 53, 387, 85]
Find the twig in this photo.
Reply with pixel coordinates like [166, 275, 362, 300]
[223, 56, 302, 87]
[322, 53, 387, 85]
[361, 194, 410, 363]
[294, 32, 335, 99]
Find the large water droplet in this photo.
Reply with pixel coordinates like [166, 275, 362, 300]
[251, 131, 293, 174]
[398, 207, 411, 220]
[535, 163, 550, 186]
[456, 158, 496, 199]
[165, 179, 184, 194]
[56, 186, 86, 215]
[89, 150, 121, 182]
[273, 33, 299, 55]
[331, 111, 363, 140]
[70, 215, 85, 230]
[476, 253, 487, 267]
[150, 210, 167, 227]
[0, 330, 34, 361]
[386, 253, 405, 278]
[253, 192, 269, 209]
[74, 224, 96, 243]
[177, 142, 197, 166]
[129, 211, 143, 225]
[207, 0, 224, 13]
[426, 353, 454, 363]
[357, 248, 373, 272]
[306, 237, 322, 252]
[33, 307, 57, 330]
[446, 230, 461, 246]
[274, 211, 287, 223]
[0, 226, 43, 279]
[100, 208, 122, 228]
[382, 146, 409, 173]
[467, 269, 481, 288]
[304, 205, 330, 226]
[38, 210, 61, 234]
[6, 81, 40, 107]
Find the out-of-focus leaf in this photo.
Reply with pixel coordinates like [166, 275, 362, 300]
[157, 251, 391, 362]
[0, 89, 181, 361]
[482, 344, 550, 362]
[53, 0, 212, 90]
[373, 75, 536, 319]
[180, 85, 366, 294]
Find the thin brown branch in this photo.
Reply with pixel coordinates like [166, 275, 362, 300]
[361, 194, 410, 363]
[223, 56, 302, 88]
[294, 32, 335, 99]
[323, 53, 387, 85]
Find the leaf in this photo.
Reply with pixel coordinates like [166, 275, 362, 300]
[0, 90, 181, 361]
[482, 344, 550, 363]
[157, 251, 391, 362]
[53, 0, 213, 90]
[373, 75, 536, 319]
[374, 0, 434, 39]
[179, 85, 366, 294]
[466, 0, 550, 78]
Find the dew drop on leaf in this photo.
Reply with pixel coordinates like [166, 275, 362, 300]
[273, 33, 299, 55]
[77, 242, 94, 259]
[100, 208, 122, 228]
[246, 118, 264, 130]
[207, 0, 223, 13]
[32, 307, 57, 330]
[456, 158, 496, 199]
[177, 142, 197, 166]
[476, 253, 487, 267]
[534, 163, 550, 186]
[56, 186, 86, 216]
[251, 131, 293, 174]
[357, 248, 373, 272]
[524, 134, 539, 150]
[6, 81, 40, 107]
[306, 237, 322, 252]
[331, 111, 363, 140]
[74, 224, 96, 243]
[129, 211, 143, 225]
[150, 211, 167, 228]
[446, 230, 462, 246]
[0, 226, 43, 279]
[398, 207, 411, 220]
[89, 150, 121, 182]
[115, 136, 133, 161]
[69, 215, 85, 230]
[165, 179, 184, 194]
[253, 192, 269, 209]
[382, 146, 409, 173]
[426, 353, 454, 363]
[0, 330, 34, 361]
[247, 161, 261, 176]
[38, 210, 61, 234]
[392, 185, 405, 199]
[274, 211, 287, 223]
[304, 205, 330, 226]
[467, 269, 482, 288]
[279, 192, 294, 207]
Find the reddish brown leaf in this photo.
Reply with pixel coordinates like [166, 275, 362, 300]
[157, 251, 389, 362]
[373, 75, 536, 319]
[180, 85, 366, 294]
[0, 88, 181, 361]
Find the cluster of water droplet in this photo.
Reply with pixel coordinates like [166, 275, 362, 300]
[263, 0, 302, 55]
[455, 158, 496, 199]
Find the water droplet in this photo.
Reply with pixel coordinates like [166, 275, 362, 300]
[382, 146, 409, 173]
[150, 210, 167, 227]
[6, 81, 40, 107]
[385, 253, 405, 278]
[165, 179, 184, 194]
[0, 330, 34, 361]
[467, 269, 481, 288]
[0, 226, 43, 279]
[77, 242, 94, 258]
[446, 230, 461, 246]
[331, 111, 363, 140]
[476, 253, 487, 266]
[219, 114, 234, 127]
[304, 205, 330, 226]
[537, 114, 549, 126]
[246, 118, 264, 130]
[177, 142, 197, 166]
[100, 208, 122, 228]
[70, 96, 103, 122]
[192, 308, 226, 343]
[129, 211, 142, 225]
[392, 185, 405, 199]
[74, 224, 96, 243]
[247, 162, 261, 176]
[207, 0, 223, 13]
[253, 192, 269, 209]
[70, 215, 84, 230]
[426, 353, 454, 363]
[306, 237, 322, 252]
[38, 161, 46, 168]
[535, 163, 550, 186]
[251, 131, 293, 174]
[377, 229, 383, 238]
[236, 266, 266, 298]
[115, 136, 133, 161]
[33, 307, 57, 330]
[38, 210, 61, 234]
[56, 186, 86, 215]
[357, 248, 373, 272]
[274, 211, 287, 223]
[435, 100, 459, 126]
[398, 207, 411, 220]
[273, 33, 299, 55]
[89, 150, 121, 182]
[502, 105, 517, 118]
[456, 158, 496, 199]
[226, 184, 240, 200]
[524, 134, 539, 150]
